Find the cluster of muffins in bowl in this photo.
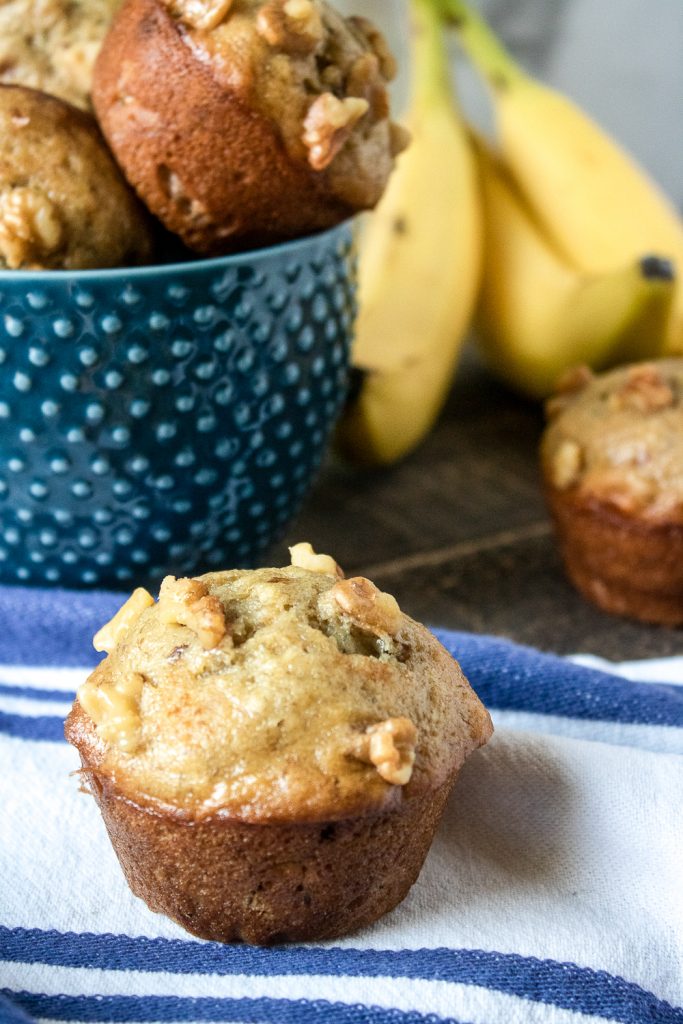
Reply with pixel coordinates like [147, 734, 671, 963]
[0, 0, 408, 587]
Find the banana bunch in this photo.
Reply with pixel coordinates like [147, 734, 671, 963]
[474, 142, 675, 399]
[339, 0, 683, 465]
[445, 0, 683, 398]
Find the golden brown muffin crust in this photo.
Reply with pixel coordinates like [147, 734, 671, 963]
[0, 85, 153, 269]
[542, 360, 683, 625]
[0, 0, 122, 110]
[542, 360, 683, 522]
[171, 0, 399, 209]
[66, 565, 492, 824]
[93, 0, 407, 251]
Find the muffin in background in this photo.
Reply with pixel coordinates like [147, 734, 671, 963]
[0, 0, 121, 111]
[542, 360, 683, 625]
[0, 85, 153, 270]
[65, 546, 492, 944]
[93, 0, 409, 253]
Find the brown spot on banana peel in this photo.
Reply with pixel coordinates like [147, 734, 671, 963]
[640, 256, 674, 281]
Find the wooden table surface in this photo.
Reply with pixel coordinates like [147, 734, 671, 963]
[273, 349, 683, 662]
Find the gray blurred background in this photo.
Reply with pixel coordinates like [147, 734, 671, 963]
[338, 0, 683, 210]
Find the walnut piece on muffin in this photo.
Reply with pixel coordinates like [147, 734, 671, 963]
[66, 548, 492, 944]
[0, 0, 122, 111]
[0, 85, 153, 270]
[93, 0, 409, 252]
[541, 360, 683, 624]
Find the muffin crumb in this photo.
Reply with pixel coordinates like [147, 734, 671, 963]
[348, 15, 397, 81]
[389, 121, 411, 157]
[93, 588, 155, 654]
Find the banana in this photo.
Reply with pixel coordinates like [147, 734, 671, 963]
[475, 141, 676, 399]
[441, 0, 683, 353]
[336, 0, 482, 466]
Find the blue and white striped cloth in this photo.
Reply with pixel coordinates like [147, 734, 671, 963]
[0, 584, 682, 1024]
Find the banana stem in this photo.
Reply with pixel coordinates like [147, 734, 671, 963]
[409, 0, 455, 108]
[435, 0, 525, 91]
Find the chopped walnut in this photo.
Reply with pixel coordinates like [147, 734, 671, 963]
[327, 576, 402, 635]
[78, 672, 145, 753]
[93, 588, 155, 654]
[556, 365, 595, 395]
[303, 93, 369, 171]
[165, 0, 234, 31]
[608, 365, 675, 414]
[346, 53, 389, 119]
[550, 440, 583, 490]
[158, 575, 228, 650]
[0, 187, 63, 269]
[348, 16, 397, 81]
[256, 0, 323, 53]
[581, 468, 657, 514]
[289, 542, 344, 578]
[545, 366, 594, 419]
[351, 717, 417, 785]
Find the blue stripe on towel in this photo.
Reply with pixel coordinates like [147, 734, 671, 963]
[0, 711, 64, 742]
[1, 992, 468, 1024]
[435, 630, 683, 727]
[3, 650, 683, 742]
[0, 681, 76, 702]
[2, 928, 681, 1024]
[0, 585, 120, 668]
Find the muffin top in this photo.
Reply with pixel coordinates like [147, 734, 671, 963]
[542, 360, 683, 521]
[67, 546, 492, 824]
[0, 85, 153, 270]
[0, 0, 121, 110]
[160, 0, 408, 211]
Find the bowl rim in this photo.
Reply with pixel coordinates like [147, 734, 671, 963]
[0, 220, 354, 284]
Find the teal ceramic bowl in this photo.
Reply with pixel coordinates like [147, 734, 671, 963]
[0, 222, 355, 589]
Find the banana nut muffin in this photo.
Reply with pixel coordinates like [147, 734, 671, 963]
[65, 544, 492, 944]
[0, 85, 153, 269]
[93, 0, 409, 253]
[0, 0, 121, 111]
[542, 360, 683, 624]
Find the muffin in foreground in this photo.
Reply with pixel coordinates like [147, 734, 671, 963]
[93, 0, 409, 253]
[0, 0, 121, 111]
[542, 361, 683, 625]
[65, 545, 492, 944]
[0, 85, 153, 270]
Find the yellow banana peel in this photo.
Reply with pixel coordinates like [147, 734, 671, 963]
[475, 142, 676, 398]
[336, 0, 482, 466]
[441, 0, 683, 354]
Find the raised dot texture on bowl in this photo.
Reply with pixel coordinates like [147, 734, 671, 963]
[0, 223, 356, 588]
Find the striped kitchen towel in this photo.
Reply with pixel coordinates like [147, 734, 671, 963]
[0, 584, 682, 1024]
